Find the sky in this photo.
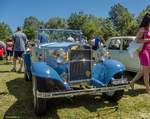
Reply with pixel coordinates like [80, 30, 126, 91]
[0, 0, 150, 31]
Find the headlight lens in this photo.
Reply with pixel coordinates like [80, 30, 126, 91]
[56, 56, 65, 64]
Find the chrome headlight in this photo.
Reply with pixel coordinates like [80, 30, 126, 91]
[56, 56, 65, 64]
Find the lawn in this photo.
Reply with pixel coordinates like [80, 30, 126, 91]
[0, 63, 150, 119]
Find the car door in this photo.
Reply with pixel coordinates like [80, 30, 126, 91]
[121, 38, 140, 72]
[106, 38, 123, 62]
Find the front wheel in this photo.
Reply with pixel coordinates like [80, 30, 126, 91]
[33, 79, 47, 115]
[102, 90, 124, 102]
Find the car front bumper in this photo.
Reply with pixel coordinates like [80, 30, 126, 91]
[35, 83, 129, 99]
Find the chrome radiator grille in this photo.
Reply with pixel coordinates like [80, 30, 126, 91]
[69, 49, 92, 82]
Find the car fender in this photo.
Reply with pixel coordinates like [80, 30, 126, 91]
[92, 59, 125, 87]
[31, 62, 70, 90]
[31, 62, 63, 80]
[103, 59, 125, 84]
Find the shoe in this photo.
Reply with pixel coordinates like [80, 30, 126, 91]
[129, 81, 134, 90]
[11, 68, 16, 72]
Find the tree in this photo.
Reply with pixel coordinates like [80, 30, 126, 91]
[109, 3, 136, 36]
[82, 15, 103, 41]
[23, 16, 39, 29]
[67, 12, 88, 30]
[23, 16, 39, 40]
[23, 27, 36, 41]
[100, 18, 118, 40]
[0, 22, 12, 42]
[137, 5, 150, 25]
[45, 17, 68, 29]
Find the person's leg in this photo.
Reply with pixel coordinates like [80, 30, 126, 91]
[143, 66, 150, 93]
[11, 58, 17, 71]
[6, 50, 9, 60]
[11, 51, 17, 72]
[10, 51, 13, 61]
[130, 66, 143, 89]
[18, 51, 24, 72]
[18, 58, 23, 72]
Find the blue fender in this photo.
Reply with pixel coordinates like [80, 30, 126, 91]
[31, 62, 70, 89]
[92, 59, 125, 87]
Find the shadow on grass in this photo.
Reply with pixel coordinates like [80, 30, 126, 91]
[0, 71, 11, 73]
[125, 71, 147, 96]
[4, 78, 123, 119]
[125, 89, 146, 97]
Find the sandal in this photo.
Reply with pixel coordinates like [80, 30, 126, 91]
[129, 81, 134, 90]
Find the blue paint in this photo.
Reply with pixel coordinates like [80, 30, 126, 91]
[31, 62, 70, 89]
[46, 56, 68, 74]
[92, 59, 125, 87]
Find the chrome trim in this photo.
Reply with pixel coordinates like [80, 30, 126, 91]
[36, 84, 129, 99]
[69, 79, 92, 84]
[68, 59, 93, 63]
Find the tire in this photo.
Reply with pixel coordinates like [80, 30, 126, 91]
[102, 90, 124, 102]
[33, 79, 47, 115]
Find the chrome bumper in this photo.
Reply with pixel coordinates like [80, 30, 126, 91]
[36, 84, 129, 99]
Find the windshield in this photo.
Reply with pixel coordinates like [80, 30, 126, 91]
[36, 29, 82, 44]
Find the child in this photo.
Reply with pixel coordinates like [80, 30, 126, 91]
[6, 38, 13, 61]
[0, 46, 5, 60]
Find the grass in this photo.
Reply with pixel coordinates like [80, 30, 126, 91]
[0, 63, 150, 119]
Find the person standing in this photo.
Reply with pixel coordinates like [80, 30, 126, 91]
[11, 27, 28, 72]
[91, 35, 104, 50]
[37, 27, 49, 44]
[6, 38, 13, 61]
[130, 12, 150, 93]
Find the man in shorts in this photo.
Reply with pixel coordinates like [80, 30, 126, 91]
[11, 27, 28, 72]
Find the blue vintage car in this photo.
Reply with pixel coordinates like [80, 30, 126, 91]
[24, 29, 128, 115]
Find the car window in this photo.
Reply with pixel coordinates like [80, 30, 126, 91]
[122, 38, 133, 50]
[108, 39, 121, 50]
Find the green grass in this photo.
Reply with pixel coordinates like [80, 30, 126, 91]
[0, 64, 150, 119]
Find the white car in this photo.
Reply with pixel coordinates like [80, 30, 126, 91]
[105, 36, 140, 72]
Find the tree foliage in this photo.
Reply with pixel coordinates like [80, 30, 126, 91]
[23, 16, 40, 40]
[68, 12, 88, 30]
[23, 16, 39, 29]
[45, 17, 68, 29]
[2, 3, 149, 43]
[137, 5, 150, 25]
[109, 3, 136, 36]
[82, 15, 103, 40]
[23, 27, 36, 41]
[0, 22, 12, 42]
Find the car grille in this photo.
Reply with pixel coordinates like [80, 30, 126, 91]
[69, 49, 92, 82]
